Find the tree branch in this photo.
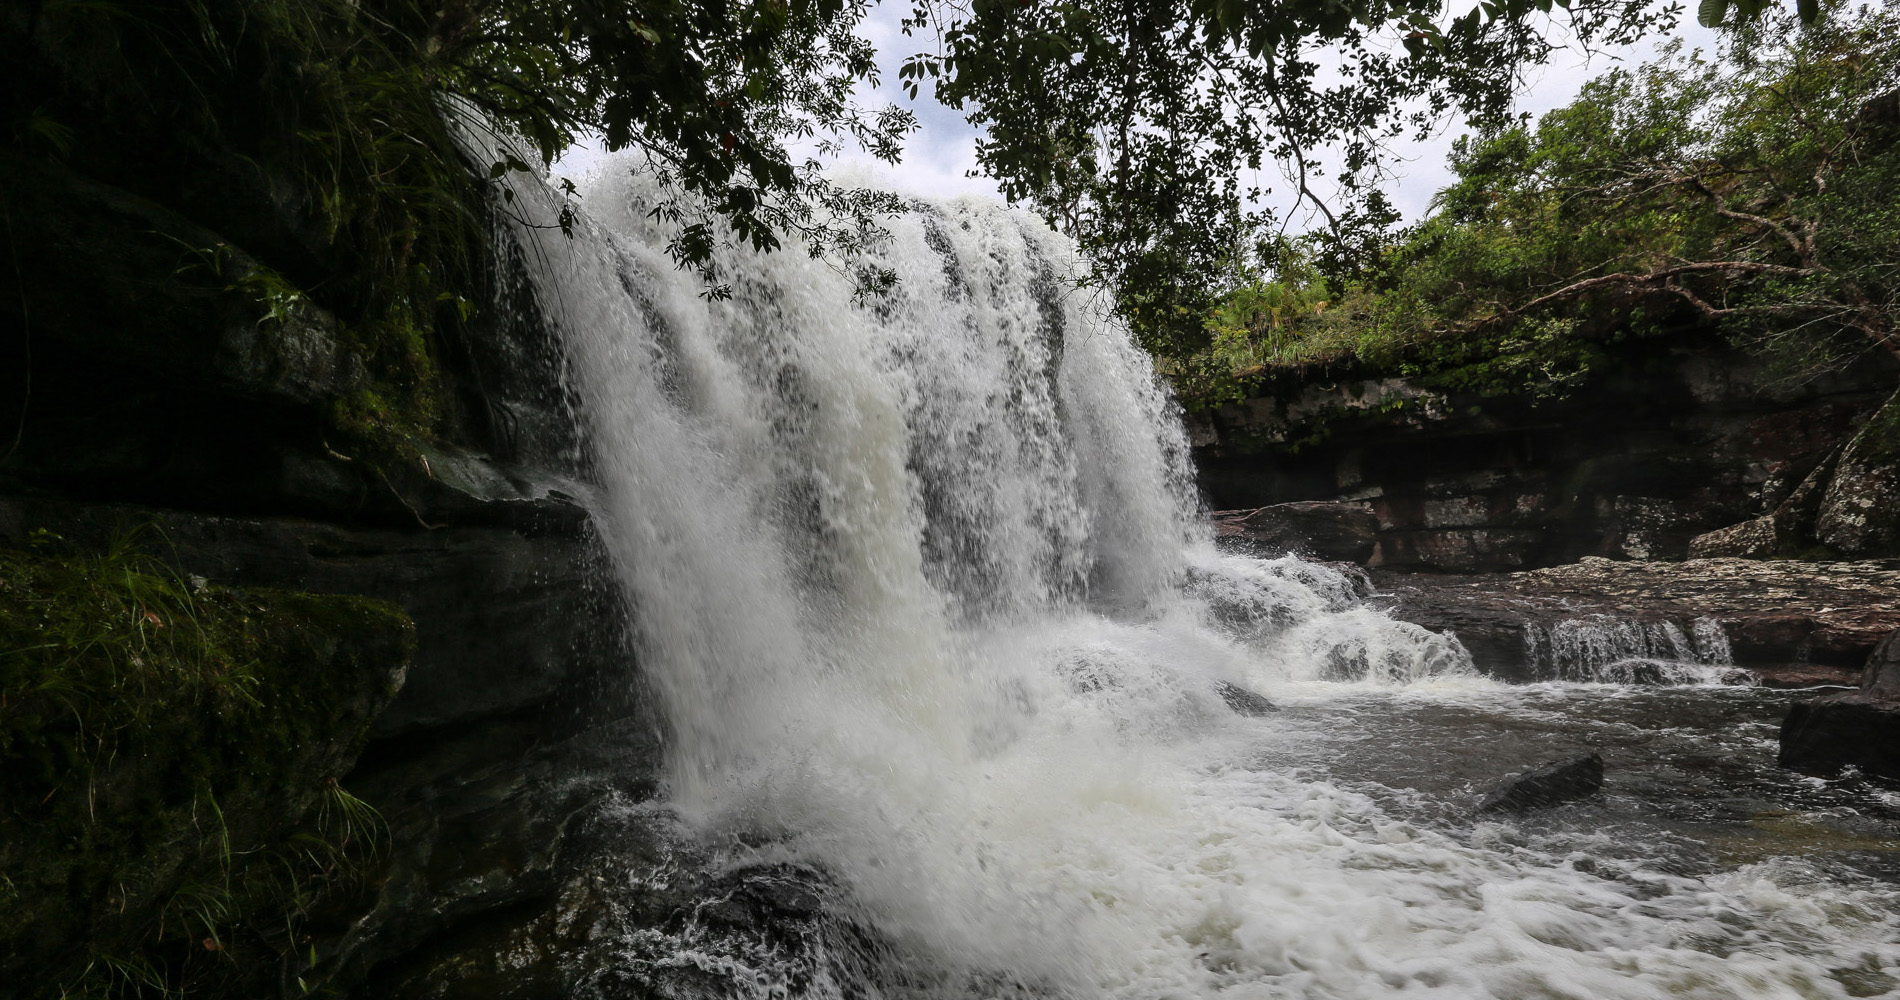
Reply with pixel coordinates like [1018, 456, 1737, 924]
[1503, 261, 1820, 318]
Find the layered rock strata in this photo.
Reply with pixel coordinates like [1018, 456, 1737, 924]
[1192, 342, 1899, 572]
[1372, 556, 1900, 682]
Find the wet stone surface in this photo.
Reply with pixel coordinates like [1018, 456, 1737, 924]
[1373, 556, 1900, 676]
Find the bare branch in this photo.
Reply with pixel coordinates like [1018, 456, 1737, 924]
[1504, 261, 1820, 318]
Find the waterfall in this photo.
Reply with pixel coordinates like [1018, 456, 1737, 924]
[1522, 615, 1752, 685]
[493, 158, 1900, 1000]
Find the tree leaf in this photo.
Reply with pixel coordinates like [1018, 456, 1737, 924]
[1697, 0, 1728, 26]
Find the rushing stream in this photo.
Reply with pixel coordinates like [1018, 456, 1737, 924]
[500, 159, 1900, 999]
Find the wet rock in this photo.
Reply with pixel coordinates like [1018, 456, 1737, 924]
[1216, 681, 1279, 716]
[1214, 501, 1380, 563]
[1375, 557, 1900, 678]
[357, 808, 883, 1000]
[1373, 527, 1545, 573]
[1779, 694, 1900, 780]
[1862, 628, 1900, 697]
[1753, 664, 1863, 689]
[1479, 754, 1605, 812]
[1778, 628, 1900, 779]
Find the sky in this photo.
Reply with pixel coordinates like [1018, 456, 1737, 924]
[558, 6, 1721, 229]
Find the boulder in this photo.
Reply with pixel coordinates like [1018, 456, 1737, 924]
[1688, 516, 1781, 559]
[1863, 628, 1900, 697]
[1215, 501, 1379, 564]
[1779, 694, 1900, 780]
[1778, 628, 1900, 779]
[1690, 445, 1843, 559]
[1216, 681, 1279, 716]
[1479, 753, 1604, 812]
[1815, 392, 1900, 558]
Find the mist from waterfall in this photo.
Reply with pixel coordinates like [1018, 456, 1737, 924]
[499, 157, 1900, 1000]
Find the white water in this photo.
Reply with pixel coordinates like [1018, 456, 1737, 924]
[1524, 616, 1752, 686]
[502, 160, 1900, 999]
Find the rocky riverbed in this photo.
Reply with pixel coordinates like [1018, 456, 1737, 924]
[1368, 555, 1900, 682]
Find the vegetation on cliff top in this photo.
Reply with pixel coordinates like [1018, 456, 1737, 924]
[0, 530, 412, 998]
[5, 0, 1786, 366]
[1162, 3, 1900, 412]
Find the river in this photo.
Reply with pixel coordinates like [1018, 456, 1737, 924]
[495, 158, 1900, 999]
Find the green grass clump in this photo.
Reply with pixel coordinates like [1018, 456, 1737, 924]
[0, 528, 413, 998]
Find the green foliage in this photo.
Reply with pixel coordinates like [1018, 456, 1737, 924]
[2, 0, 1832, 376]
[1159, 2, 1900, 410]
[903, 0, 1686, 356]
[0, 528, 412, 998]
[432, 0, 919, 296]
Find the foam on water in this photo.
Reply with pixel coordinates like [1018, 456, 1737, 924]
[499, 158, 1900, 999]
[1524, 615, 1749, 685]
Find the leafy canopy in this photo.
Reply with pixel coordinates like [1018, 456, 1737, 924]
[4, 0, 1822, 342]
[1156, 1, 1900, 410]
[897, 0, 1688, 355]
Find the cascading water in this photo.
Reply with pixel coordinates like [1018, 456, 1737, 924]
[1523, 615, 1751, 685]
[499, 158, 1900, 999]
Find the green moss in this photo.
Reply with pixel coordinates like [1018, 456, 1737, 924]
[0, 531, 413, 998]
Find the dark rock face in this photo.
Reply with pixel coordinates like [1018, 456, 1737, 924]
[0, 142, 649, 996]
[1815, 393, 1900, 558]
[1216, 681, 1280, 716]
[0, 14, 669, 998]
[1863, 629, 1900, 697]
[1190, 342, 1898, 572]
[1779, 695, 1900, 780]
[0, 496, 622, 739]
[0, 545, 415, 997]
[1213, 501, 1379, 563]
[1479, 754, 1605, 812]
[1778, 626, 1900, 780]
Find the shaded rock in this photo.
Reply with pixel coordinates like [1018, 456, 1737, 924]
[0, 495, 625, 739]
[1754, 664, 1863, 689]
[1214, 501, 1379, 563]
[1816, 392, 1900, 558]
[1216, 681, 1279, 716]
[1479, 754, 1604, 812]
[1191, 330, 1896, 574]
[1862, 628, 1900, 697]
[1779, 694, 1900, 780]
[1778, 628, 1900, 779]
[0, 152, 365, 409]
[1373, 527, 1544, 573]
[1688, 516, 1781, 559]
[1691, 444, 1843, 559]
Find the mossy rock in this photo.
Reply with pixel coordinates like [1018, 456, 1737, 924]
[0, 540, 412, 998]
